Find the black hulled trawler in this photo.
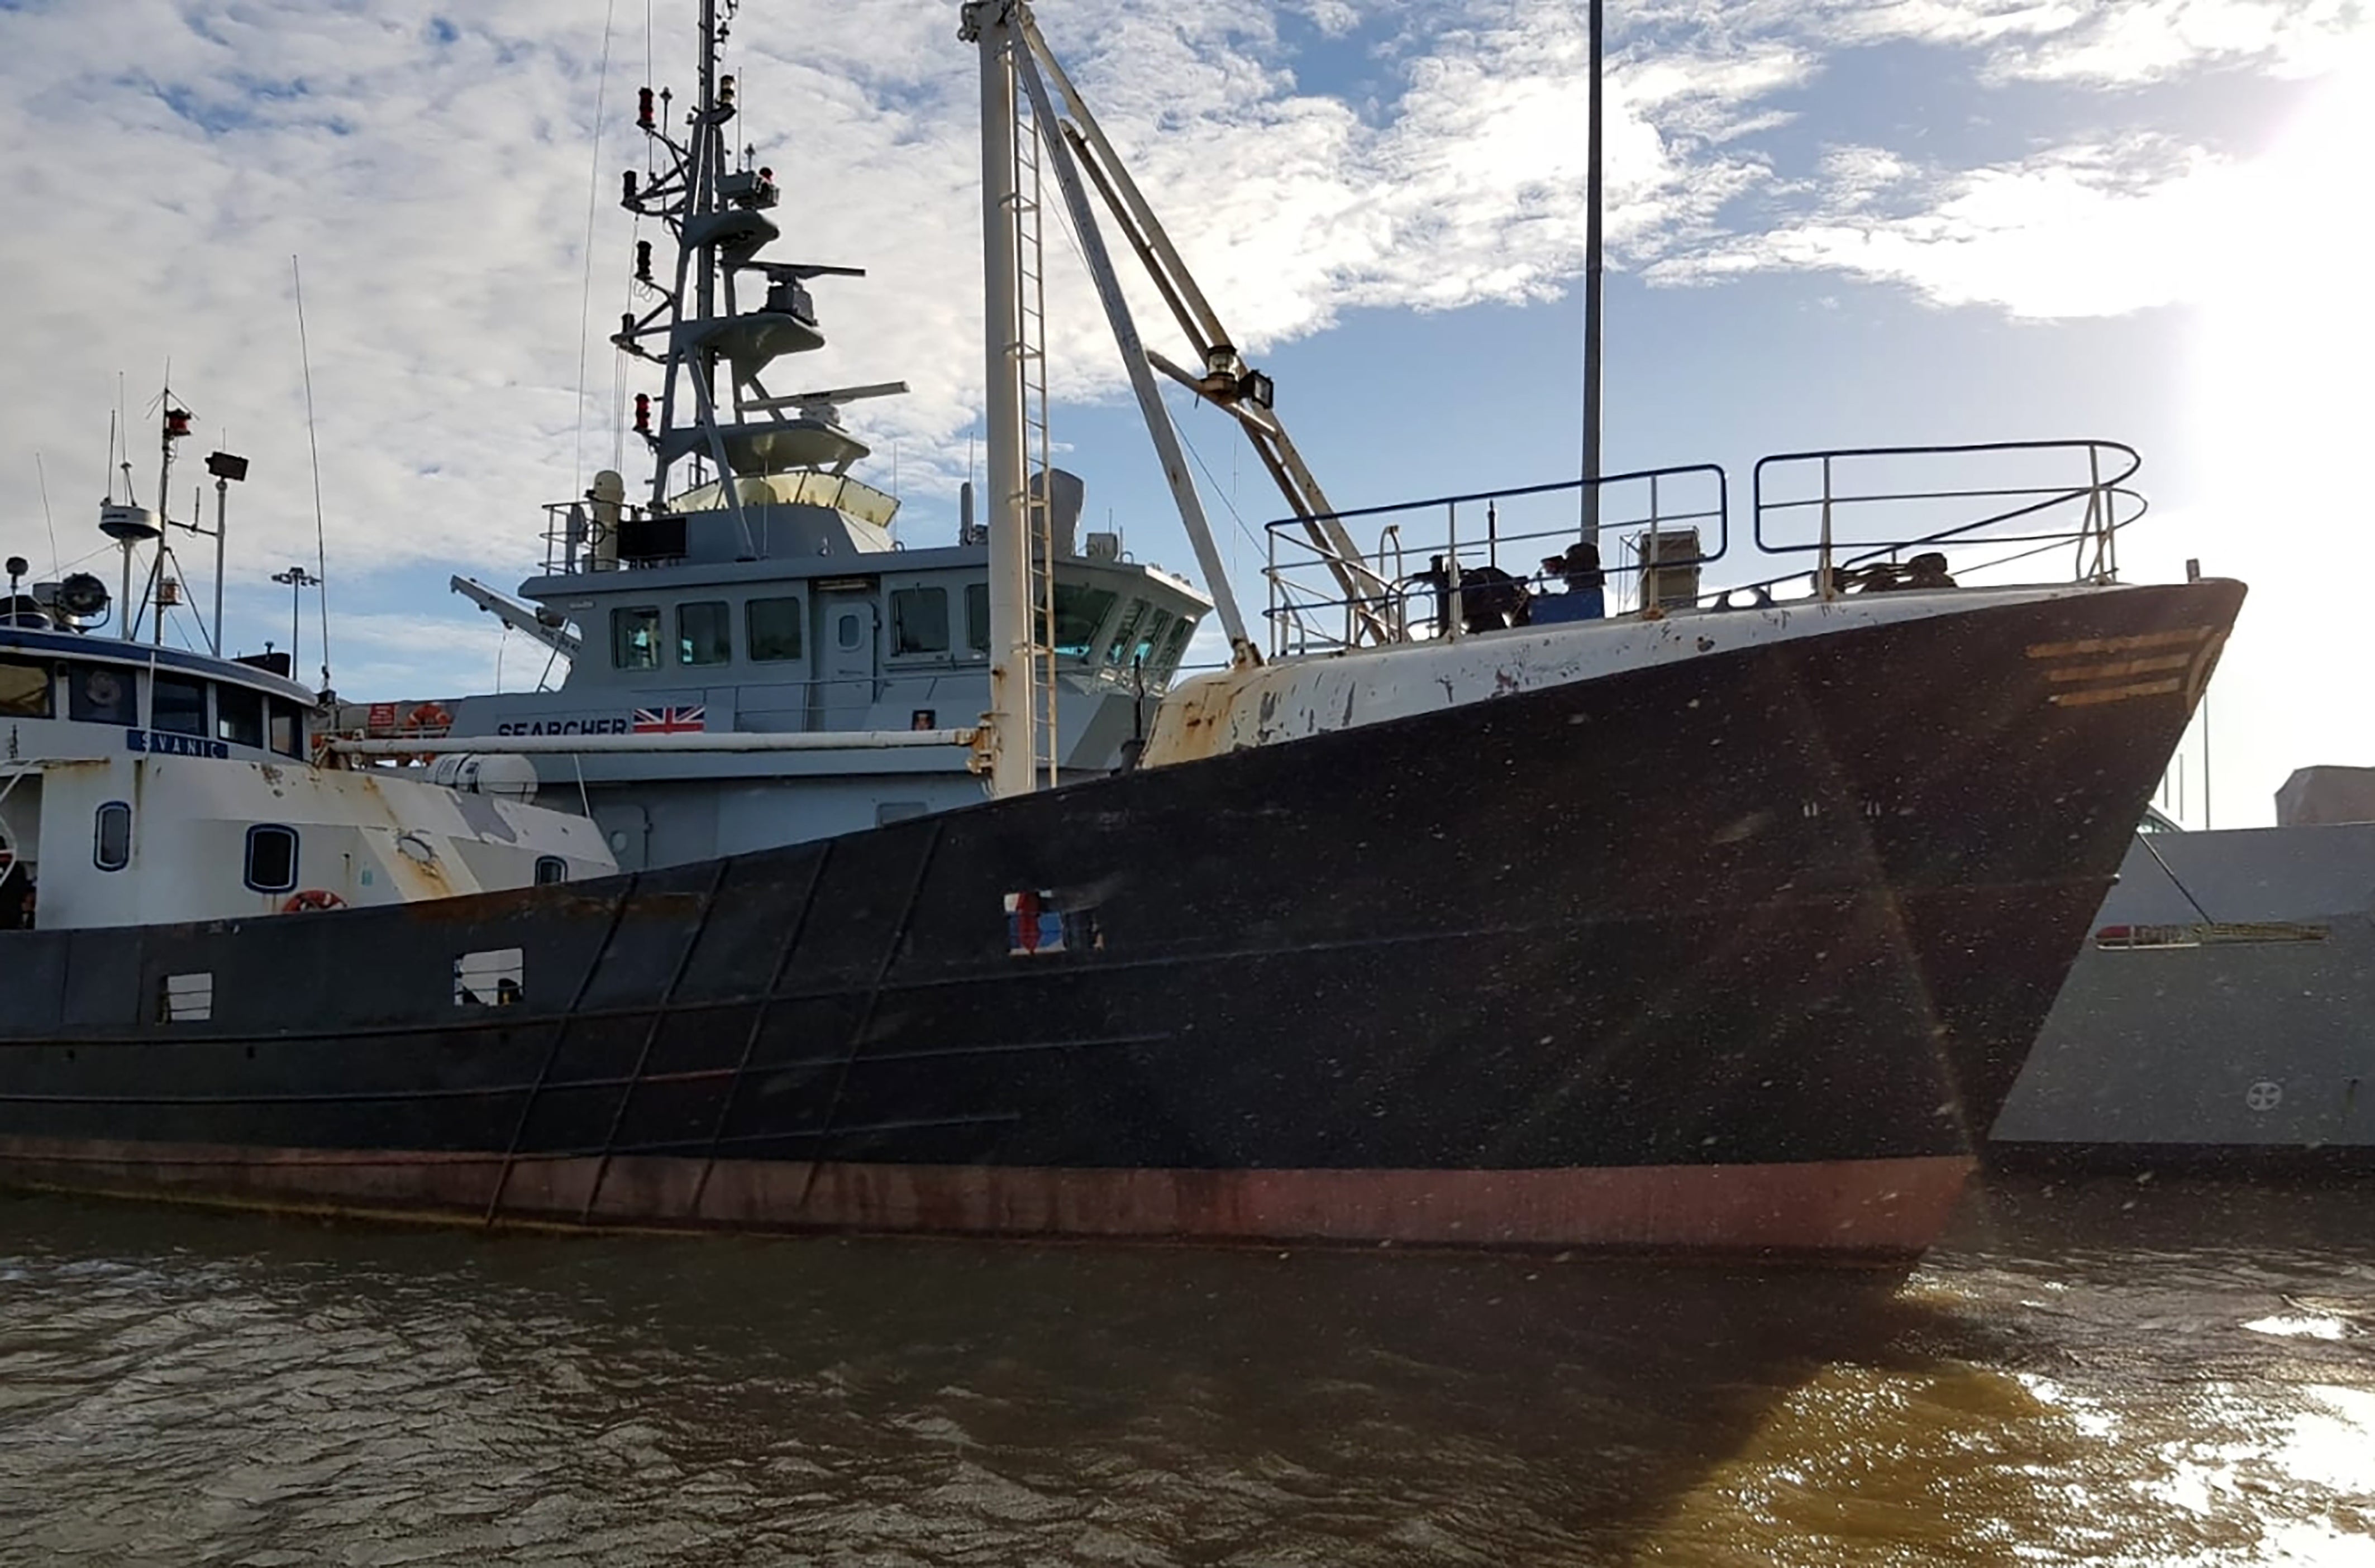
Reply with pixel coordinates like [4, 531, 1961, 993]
[0, 0, 2242, 1260]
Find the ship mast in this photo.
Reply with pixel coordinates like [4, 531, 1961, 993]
[1581, 0, 1605, 543]
[971, 8, 1037, 802]
[613, 1, 905, 563]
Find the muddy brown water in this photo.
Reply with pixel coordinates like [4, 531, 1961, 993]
[2, 1174, 2369, 1565]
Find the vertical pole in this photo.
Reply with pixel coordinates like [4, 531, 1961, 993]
[154, 409, 174, 647]
[290, 577, 302, 669]
[974, 4, 1035, 800]
[212, 478, 228, 657]
[1818, 456, 1836, 602]
[1445, 503, 1461, 642]
[1580, 0, 1605, 547]
[2202, 694, 2212, 830]
[695, 0, 717, 338]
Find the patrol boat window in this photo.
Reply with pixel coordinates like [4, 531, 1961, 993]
[0, 658, 48, 718]
[216, 684, 265, 749]
[1156, 616, 1194, 681]
[679, 600, 732, 666]
[66, 665, 135, 726]
[964, 583, 990, 657]
[748, 596, 803, 662]
[1109, 605, 1175, 674]
[152, 673, 208, 737]
[891, 587, 950, 656]
[1041, 585, 1118, 660]
[612, 606, 662, 670]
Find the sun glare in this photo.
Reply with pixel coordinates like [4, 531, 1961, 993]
[2181, 43, 2375, 821]
[2192, 46, 2374, 538]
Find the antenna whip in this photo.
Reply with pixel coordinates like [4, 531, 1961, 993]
[574, 0, 622, 501]
[35, 454, 59, 576]
[292, 256, 335, 693]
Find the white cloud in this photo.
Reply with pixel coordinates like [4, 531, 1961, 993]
[1623, 0, 2360, 84]
[1650, 134, 2239, 318]
[0, 0, 2363, 702]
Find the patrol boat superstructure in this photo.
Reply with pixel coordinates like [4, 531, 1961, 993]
[334, 24, 1209, 870]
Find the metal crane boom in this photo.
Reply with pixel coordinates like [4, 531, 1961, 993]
[1010, 4, 1392, 646]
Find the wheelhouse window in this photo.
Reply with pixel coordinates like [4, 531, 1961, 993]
[678, 600, 732, 666]
[890, 586, 950, 656]
[533, 855, 568, 886]
[1039, 585, 1118, 661]
[244, 824, 298, 893]
[1105, 604, 1175, 675]
[268, 697, 306, 759]
[93, 800, 131, 871]
[0, 658, 48, 718]
[964, 582, 990, 657]
[66, 664, 135, 726]
[216, 683, 266, 749]
[612, 606, 662, 670]
[151, 673, 208, 737]
[1100, 599, 1146, 668]
[747, 596, 804, 662]
[1155, 616, 1195, 681]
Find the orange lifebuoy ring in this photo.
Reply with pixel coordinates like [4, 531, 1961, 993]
[280, 889, 348, 914]
[407, 702, 452, 733]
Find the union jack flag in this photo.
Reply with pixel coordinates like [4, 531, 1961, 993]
[632, 705, 706, 734]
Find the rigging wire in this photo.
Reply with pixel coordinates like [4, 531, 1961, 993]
[1164, 386, 1263, 555]
[572, 0, 623, 503]
[33, 455, 59, 576]
[290, 256, 335, 694]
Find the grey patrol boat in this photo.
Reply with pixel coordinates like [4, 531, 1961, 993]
[341, 66, 1208, 869]
[1993, 769, 2375, 1171]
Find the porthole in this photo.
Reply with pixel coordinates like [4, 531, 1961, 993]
[93, 801, 132, 871]
[244, 824, 299, 893]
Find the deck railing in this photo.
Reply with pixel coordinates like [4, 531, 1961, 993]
[1260, 439, 2145, 658]
[1751, 439, 2142, 600]
[1263, 464, 1728, 658]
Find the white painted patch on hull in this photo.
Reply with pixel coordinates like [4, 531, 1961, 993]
[1144, 582, 2124, 766]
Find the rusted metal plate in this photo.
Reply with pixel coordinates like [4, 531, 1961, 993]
[0, 1134, 1972, 1259]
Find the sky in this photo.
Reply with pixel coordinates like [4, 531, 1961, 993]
[0, 0, 2367, 826]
